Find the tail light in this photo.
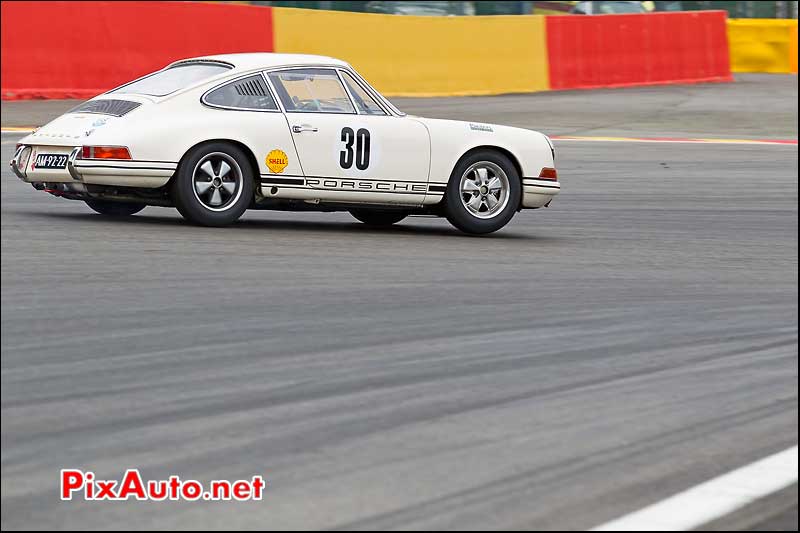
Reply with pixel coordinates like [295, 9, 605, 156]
[538, 167, 558, 181]
[81, 146, 132, 159]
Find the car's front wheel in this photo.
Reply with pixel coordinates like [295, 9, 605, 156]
[172, 142, 253, 227]
[349, 209, 407, 227]
[85, 199, 146, 216]
[444, 150, 521, 235]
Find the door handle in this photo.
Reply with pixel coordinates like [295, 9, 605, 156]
[292, 124, 318, 133]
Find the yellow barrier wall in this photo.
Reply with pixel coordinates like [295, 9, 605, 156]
[273, 8, 550, 97]
[728, 19, 798, 74]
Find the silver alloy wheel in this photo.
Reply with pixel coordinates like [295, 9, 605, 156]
[459, 161, 510, 219]
[192, 152, 243, 212]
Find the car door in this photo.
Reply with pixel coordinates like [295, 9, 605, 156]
[267, 68, 431, 206]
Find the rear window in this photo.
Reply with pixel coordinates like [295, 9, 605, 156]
[111, 63, 232, 97]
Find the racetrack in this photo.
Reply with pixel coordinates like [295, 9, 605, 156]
[1, 75, 797, 530]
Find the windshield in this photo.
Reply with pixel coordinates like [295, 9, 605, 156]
[111, 63, 232, 97]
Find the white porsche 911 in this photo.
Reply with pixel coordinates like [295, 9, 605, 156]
[10, 53, 559, 234]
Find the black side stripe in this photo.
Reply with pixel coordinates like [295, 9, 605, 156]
[523, 183, 560, 190]
[260, 175, 447, 192]
[260, 177, 305, 185]
[259, 182, 446, 193]
[261, 173, 446, 186]
[266, 185, 428, 196]
[81, 159, 178, 165]
[74, 164, 176, 171]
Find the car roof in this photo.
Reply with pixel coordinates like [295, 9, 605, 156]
[169, 53, 350, 72]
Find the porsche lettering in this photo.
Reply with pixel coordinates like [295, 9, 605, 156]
[305, 178, 428, 193]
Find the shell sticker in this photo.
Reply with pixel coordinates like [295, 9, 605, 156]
[266, 149, 289, 174]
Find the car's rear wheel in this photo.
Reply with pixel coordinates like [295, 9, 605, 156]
[349, 209, 407, 226]
[444, 150, 521, 235]
[172, 142, 253, 227]
[85, 199, 146, 216]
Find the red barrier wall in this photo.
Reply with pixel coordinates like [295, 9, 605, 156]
[1, 1, 274, 99]
[546, 11, 732, 90]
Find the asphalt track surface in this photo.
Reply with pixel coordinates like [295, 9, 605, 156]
[1, 75, 797, 530]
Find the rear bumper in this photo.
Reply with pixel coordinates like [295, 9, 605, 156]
[521, 178, 560, 208]
[71, 158, 176, 188]
[11, 145, 176, 188]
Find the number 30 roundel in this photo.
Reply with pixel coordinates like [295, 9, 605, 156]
[340, 127, 370, 170]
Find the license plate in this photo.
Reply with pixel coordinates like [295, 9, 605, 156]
[34, 153, 68, 170]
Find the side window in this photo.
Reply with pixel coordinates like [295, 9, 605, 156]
[268, 69, 355, 114]
[340, 71, 386, 116]
[204, 75, 278, 111]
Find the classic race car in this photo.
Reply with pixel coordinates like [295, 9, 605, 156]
[10, 53, 559, 234]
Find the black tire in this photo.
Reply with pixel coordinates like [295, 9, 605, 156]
[171, 142, 254, 227]
[349, 209, 408, 226]
[444, 149, 521, 235]
[85, 199, 146, 216]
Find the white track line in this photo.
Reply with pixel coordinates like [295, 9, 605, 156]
[592, 445, 798, 531]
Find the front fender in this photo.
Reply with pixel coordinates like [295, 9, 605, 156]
[412, 117, 554, 182]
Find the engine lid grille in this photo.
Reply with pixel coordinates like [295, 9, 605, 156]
[69, 99, 142, 117]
